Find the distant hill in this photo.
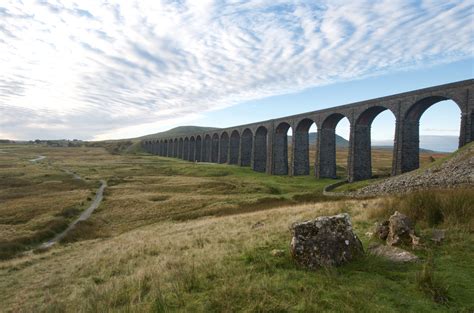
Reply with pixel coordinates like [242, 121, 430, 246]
[289, 132, 349, 148]
[140, 126, 220, 139]
[372, 135, 458, 152]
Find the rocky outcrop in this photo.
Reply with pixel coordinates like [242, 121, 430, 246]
[353, 143, 474, 196]
[290, 213, 364, 269]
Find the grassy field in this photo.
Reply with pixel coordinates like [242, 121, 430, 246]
[0, 144, 472, 312]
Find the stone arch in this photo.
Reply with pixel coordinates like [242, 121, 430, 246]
[195, 135, 202, 161]
[293, 118, 316, 176]
[351, 106, 396, 181]
[229, 130, 240, 165]
[399, 96, 465, 173]
[189, 136, 196, 161]
[211, 133, 220, 163]
[203, 134, 212, 162]
[317, 113, 351, 178]
[273, 122, 292, 175]
[405, 96, 463, 121]
[219, 132, 229, 163]
[253, 126, 268, 173]
[240, 128, 253, 166]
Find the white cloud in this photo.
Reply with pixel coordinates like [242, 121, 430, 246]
[0, 0, 472, 140]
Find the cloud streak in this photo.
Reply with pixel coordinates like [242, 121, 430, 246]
[0, 0, 472, 140]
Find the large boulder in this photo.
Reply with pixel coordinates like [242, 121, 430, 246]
[386, 211, 419, 246]
[290, 213, 364, 269]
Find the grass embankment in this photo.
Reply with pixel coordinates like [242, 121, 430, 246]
[0, 144, 471, 312]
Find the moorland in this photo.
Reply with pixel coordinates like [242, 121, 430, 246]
[0, 143, 473, 312]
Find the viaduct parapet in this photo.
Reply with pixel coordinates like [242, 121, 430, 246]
[143, 79, 474, 182]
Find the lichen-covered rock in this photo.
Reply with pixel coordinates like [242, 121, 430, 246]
[386, 211, 419, 246]
[290, 213, 364, 269]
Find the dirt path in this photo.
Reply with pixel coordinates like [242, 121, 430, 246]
[29, 155, 107, 248]
[40, 179, 107, 248]
[29, 155, 46, 162]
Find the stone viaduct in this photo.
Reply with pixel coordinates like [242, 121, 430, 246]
[143, 79, 474, 182]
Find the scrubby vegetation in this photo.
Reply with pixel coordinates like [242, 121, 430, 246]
[371, 189, 474, 229]
[0, 144, 472, 312]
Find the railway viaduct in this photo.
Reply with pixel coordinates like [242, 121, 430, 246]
[143, 79, 474, 182]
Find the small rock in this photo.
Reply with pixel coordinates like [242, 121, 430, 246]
[290, 213, 364, 269]
[368, 244, 419, 263]
[431, 229, 446, 244]
[365, 232, 374, 237]
[386, 211, 417, 247]
[271, 249, 285, 257]
[251, 221, 265, 229]
[374, 220, 390, 240]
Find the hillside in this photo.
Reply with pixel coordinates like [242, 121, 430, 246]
[352, 142, 474, 196]
[140, 126, 220, 139]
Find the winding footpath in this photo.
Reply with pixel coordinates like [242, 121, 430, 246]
[30, 155, 107, 248]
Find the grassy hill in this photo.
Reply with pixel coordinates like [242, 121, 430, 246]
[140, 126, 220, 139]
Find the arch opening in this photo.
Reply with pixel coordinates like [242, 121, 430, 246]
[173, 139, 178, 158]
[253, 126, 268, 173]
[189, 137, 196, 161]
[229, 130, 240, 165]
[219, 132, 229, 163]
[203, 135, 211, 162]
[195, 136, 202, 162]
[352, 106, 395, 181]
[163, 140, 169, 157]
[240, 129, 253, 167]
[317, 113, 350, 178]
[178, 138, 184, 159]
[183, 137, 189, 160]
[211, 133, 219, 163]
[400, 98, 462, 173]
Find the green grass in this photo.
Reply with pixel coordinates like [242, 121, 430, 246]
[54, 216, 474, 313]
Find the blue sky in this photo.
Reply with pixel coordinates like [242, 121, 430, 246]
[0, 1, 473, 141]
